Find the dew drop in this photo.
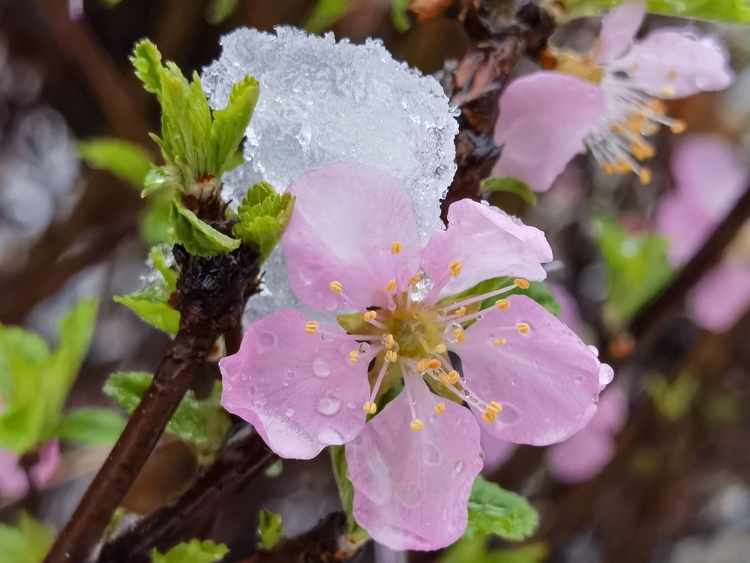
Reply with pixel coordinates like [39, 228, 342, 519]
[258, 331, 276, 348]
[313, 358, 331, 377]
[396, 483, 421, 506]
[286, 367, 297, 379]
[587, 345, 600, 358]
[316, 394, 342, 416]
[358, 342, 371, 354]
[423, 443, 442, 466]
[347, 401, 357, 409]
[574, 375, 584, 384]
[454, 461, 464, 474]
[285, 408, 295, 417]
[255, 397, 268, 407]
[496, 403, 521, 424]
[325, 300, 338, 312]
[321, 333, 334, 343]
[599, 364, 615, 386]
[317, 428, 345, 446]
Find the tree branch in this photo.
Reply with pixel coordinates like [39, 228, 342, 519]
[43, 244, 260, 563]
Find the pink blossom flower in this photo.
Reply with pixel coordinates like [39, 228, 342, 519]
[656, 135, 750, 332]
[220, 162, 610, 550]
[493, 1, 734, 192]
[0, 440, 60, 501]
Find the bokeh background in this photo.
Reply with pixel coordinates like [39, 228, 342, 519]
[1, 1, 749, 562]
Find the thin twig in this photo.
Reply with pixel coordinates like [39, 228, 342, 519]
[98, 430, 276, 563]
[44, 243, 260, 563]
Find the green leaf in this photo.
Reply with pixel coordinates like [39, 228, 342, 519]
[114, 292, 180, 336]
[78, 139, 153, 190]
[152, 539, 228, 563]
[305, 0, 352, 32]
[208, 0, 240, 23]
[258, 510, 284, 550]
[141, 197, 175, 245]
[172, 201, 241, 257]
[466, 476, 539, 541]
[150, 248, 178, 291]
[646, 373, 699, 422]
[55, 408, 126, 445]
[233, 182, 295, 263]
[104, 373, 230, 456]
[442, 537, 548, 563]
[0, 514, 54, 563]
[391, 0, 411, 30]
[330, 446, 370, 546]
[560, 0, 750, 23]
[480, 178, 537, 206]
[265, 460, 283, 477]
[210, 76, 259, 176]
[595, 217, 672, 330]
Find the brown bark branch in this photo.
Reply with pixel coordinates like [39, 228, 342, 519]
[44, 244, 260, 563]
[98, 430, 276, 563]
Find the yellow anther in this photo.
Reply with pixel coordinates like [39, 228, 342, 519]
[630, 142, 654, 161]
[629, 64, 639, 72]
[364, 311, 377, 322]
[516, 322, 531, 335]
[349, 351, 359, 365]
[492, 338, 507, 347]
[363, 402, 377, 414]
[454, 328, 465, 343]
[305, 321, 319, 335]
[386, 280, 397, 292]
[514, 278, 530, 290]
[659, 85, 676, 98]
[639, 168, 652, 185]
[386, 349, 398, 363]
[644, 122, 660, 136]
[667, 70, 678, 81]
[409, 274, 422, 287]
[434, 402, 446, 415]
[603, 163, 614, 176]
[455, 306, 467, 318]
[391, 242, 403, 254]
[435, 343, 447, 354]
[495, 299, 510, 310]
[416, 358, 429, 372]
[487, 401, 502, 414]
[330, 280, 343, 294]
[385, 334, 395, 349]
[613, 159, 632, 174]
[448, 259, 462, 277]
[670, 120, 686, 134]
[481, 411, 496, 424]
[447, 370, 460, 385]
[410, 419, 425, 433]
[427, 359, 442, 371]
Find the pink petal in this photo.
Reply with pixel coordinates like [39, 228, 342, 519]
[616, 29, 734, 98]
[671, 135, 749, 219]
[220, 308, 374, 459]
[346, 376, 482, 551]
[687, 263, 750, 333]
[547, 429, 614, 484]
[453, 295, 601, 446]
[282, 162, 422, 313]
[587, 387, 628, 434]
[596, 2, 646, 64]
[0, 449, 28, 499]
[421, 199, 552, 297]
[480, 432, 517, 474]
[29, 440, 60, 488]
[493, 72, 606, 192]
[655, 192, 715, 266]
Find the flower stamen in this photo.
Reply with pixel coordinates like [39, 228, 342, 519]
[305, 321, 318, 335]
[391, 241, 403, 254]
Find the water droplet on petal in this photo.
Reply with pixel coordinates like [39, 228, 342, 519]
[285, 408, 295, 417]
[454, 461, 464, 474]
[347, 401, 357, 409]
[422, 443, 442, 466]
[358, 342, 371, 354]
[599, 364, 615, 386]
[255, 397, 268, 407]
[316, 394, 342, 416]
[574, 375, 584, 384]
[396, 483, 421, 506]
[312, 358, 331, 377]
[496, 403, 520, 424]
[258, 332, 276, 348]
[587, 345, 599, 358]
[317, 428, 345, 446]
